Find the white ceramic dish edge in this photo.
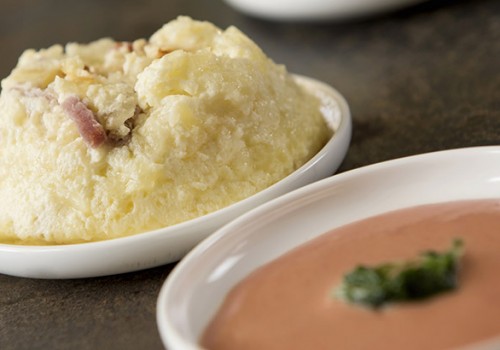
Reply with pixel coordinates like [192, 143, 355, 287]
[223, 0, 425, 21]
[157, 146, 500, 350]
[0, 74, 351, 279]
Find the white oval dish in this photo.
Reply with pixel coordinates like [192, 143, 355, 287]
[157, 146, 500, 350]
[223, 0, 425, 21]
[0, 75, 351, 279]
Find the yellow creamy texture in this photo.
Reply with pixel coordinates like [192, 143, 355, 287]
[0, 17, 331, 244]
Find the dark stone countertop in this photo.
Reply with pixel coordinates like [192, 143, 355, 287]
[0, 0, 499, 349]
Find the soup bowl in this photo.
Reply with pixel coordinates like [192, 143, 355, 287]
[157, 146, 500, 350]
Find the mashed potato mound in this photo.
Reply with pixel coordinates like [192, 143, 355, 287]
[0, 17, 331, 244]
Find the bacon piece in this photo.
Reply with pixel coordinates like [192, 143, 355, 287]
[62, 96, 107, 148]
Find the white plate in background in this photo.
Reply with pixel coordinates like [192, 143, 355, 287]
[223, 0, 426, 21]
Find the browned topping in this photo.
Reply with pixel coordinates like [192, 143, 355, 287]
[157, 48, 174, 58]
[106, 106, 141, 147]
[115, 41, 133, 52]
[62, 96, 107, 148]
[82, 65, 94, 73]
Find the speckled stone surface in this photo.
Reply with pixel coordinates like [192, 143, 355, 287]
[0, 0, 499, 349]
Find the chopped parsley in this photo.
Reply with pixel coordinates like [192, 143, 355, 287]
[335, 239, 464, 309]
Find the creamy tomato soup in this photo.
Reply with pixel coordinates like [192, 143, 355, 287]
[201, 199, 500, 350]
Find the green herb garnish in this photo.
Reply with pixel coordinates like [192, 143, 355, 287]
[335, 239, 464, 309]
